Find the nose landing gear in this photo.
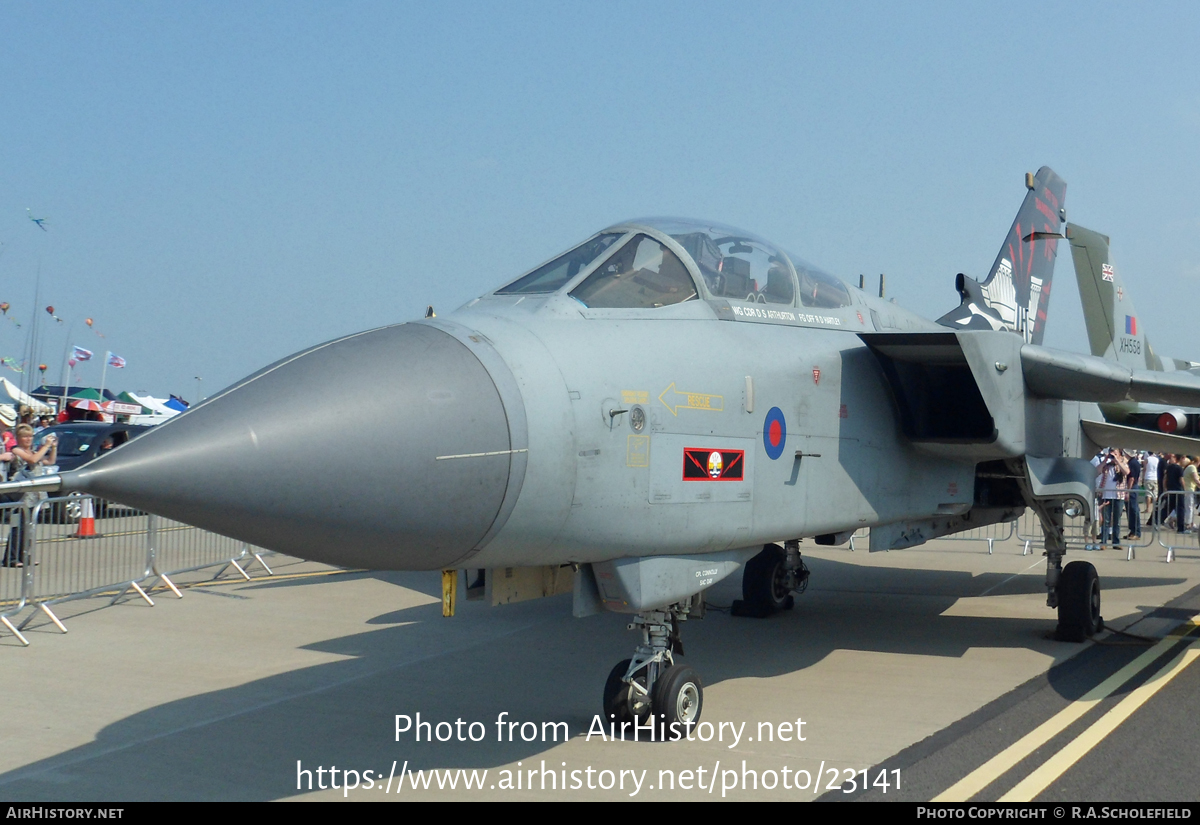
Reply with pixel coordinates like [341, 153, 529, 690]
[602, 602, 703, 736]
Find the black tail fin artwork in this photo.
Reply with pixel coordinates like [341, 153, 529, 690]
[937, 167, 1067, 345]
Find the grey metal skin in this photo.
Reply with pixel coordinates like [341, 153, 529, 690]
[66, 324, 525, 570]
[29, 216, 978, 579]
[25, 183, 1200, 598]
[1068, 222, 1200, 437]
[56, 233, 971, 573]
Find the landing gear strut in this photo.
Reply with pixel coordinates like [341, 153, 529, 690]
[733, 542, 809, 618]
[1031, 498, 1103, 642]
[602, 600, 703, 734]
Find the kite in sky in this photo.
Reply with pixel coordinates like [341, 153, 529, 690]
[26, 209, 47, 231]
[0, 303, 20, 329]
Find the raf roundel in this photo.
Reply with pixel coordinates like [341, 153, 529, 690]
[763, 406, 786, 460]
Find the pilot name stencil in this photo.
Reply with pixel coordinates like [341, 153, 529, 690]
[730, 305, 843, 326]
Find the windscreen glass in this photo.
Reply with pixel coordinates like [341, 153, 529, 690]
[569, 235, 698, 309]
[634, 219, 798, 305]
[787, 250, 852, 308]
[496, 233, 623, 295]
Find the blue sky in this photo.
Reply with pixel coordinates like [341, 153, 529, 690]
[2, 2, 1197, 398]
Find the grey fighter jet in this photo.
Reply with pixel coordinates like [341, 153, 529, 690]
[1068, 223, 1200, 437]
[10, 168, 1200, 731]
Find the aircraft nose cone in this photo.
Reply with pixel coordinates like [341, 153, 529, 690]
[72, 324, 520, 570]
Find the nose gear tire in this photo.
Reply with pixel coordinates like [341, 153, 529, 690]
[652, 664, 703, 732]
[602, 659, 651, 728]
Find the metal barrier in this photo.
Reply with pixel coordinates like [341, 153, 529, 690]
[0, 500, 32, 645]
[932, 518, 1016, 555]
[1016, 500, 1157, 560]
[847, 526, 869, 551]
[0, 494, 274, 644]
[1156, 491, 1200, 563]
[151, 513, 273, 590]
[23, 496, 156, 634]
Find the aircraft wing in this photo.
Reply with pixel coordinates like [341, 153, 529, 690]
[1021, 344, 1200, 407]
[1079, 419, 1200, 455]
[860, 329, 1200, 467]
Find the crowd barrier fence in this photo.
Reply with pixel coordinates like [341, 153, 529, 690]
[0, 501, 31, 644]
[931, 518, 1016, 555]
[0, 494, 272, 646]
[1154, 490, 1200, 563]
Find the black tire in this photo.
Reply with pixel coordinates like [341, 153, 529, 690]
[742, 544, 792, 612]
[652, 664, 703, 736]
[1057, 561, 1102, 642]
[602, 659, 650, 729]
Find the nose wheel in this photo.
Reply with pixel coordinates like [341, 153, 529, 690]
[653, 664, 703, 729]
[603, 659, 652, 725]
[602, 604, 703, 737]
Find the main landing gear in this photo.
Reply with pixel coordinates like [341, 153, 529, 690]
[603, 601, 703, 734]
[732, 542, 810, 618]
[1036, 501, 1103, 642]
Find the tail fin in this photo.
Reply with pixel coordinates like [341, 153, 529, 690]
[937, 167, 1067, 344]
[1066, 223, 1193, 372]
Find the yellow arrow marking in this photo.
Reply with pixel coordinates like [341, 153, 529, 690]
[658, 382, 724, 416]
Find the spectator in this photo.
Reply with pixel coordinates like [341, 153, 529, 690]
[1164, 454, 1185, 531]
[1144, 451, 1160, 522]
[1125, 450, 1142, 539]
[2, 423, 56, 568]
[1184, 457, 1199, 533]
[0, 407, 15, 451]
[1097, 449, 1127, 549]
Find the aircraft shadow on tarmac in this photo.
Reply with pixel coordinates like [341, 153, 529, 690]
[0, 557, 1186, 801]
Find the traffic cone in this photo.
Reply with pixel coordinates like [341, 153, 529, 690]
[72, 496, 100, 539]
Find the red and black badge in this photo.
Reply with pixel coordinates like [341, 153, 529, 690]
[683, 448, 745, 481]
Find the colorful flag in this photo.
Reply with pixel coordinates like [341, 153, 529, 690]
[106, 352, 126, 368]
[1125, 315, 1138, 335]
[72, 346, 93, 362]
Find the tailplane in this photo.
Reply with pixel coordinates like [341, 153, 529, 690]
[1065, 222, 1192, 372]
[937, 167, 1067, 344]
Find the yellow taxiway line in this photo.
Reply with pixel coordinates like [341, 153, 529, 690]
[933, 613, 1200, 802]
[999, 645, 1200, 801]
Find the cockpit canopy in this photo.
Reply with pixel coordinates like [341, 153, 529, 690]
[495, 218, 851, 310]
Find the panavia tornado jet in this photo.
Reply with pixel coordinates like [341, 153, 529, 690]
[11, 167, 1200, 732]
[1067, 222, 1200, 443]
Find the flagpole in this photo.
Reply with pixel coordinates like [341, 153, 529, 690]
[59, 355, 70, 419]
[99, 352, 109, 410]
[57, 322, 76, 419]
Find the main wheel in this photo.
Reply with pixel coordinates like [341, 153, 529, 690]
[743, 544, 793, 612]
[1057, 560, 1102, 642]
[652, 664, 703, 736]
[602, 659, 651, 729]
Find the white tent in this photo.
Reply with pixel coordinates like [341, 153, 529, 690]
[127, 393, 181, 426]
[0, 379, 52, 415]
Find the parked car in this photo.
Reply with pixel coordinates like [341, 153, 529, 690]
[31, 422, 151, 521]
